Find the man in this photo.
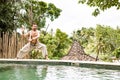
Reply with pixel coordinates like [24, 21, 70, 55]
[16, 23, 49, 59]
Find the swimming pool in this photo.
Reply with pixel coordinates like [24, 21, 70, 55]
[0, 64, 120, 80]
[0, 59, 120, 80]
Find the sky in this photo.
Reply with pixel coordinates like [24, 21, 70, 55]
[40, 0, 120, 35]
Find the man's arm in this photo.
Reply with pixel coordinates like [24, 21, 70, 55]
[21, 25, 29, 38]
[21, 32, 29, 38]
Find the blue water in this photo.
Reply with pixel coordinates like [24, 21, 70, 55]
[0, 64, 120, 80]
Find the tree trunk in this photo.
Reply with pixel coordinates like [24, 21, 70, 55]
[96, 45, 101, 61]
[95, 47, 99, 61]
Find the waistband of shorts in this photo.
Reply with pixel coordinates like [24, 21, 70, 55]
[30, 42, 38, 46]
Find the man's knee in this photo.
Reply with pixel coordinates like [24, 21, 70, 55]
[41, 44, 46, 48]
[19, 48, 28, 53]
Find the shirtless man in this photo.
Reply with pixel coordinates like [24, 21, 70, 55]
[16, 23, 49, 59]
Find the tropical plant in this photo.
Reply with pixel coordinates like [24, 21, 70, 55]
[31, 29, 72, 59]
[73, 25, 120, 61]
[79, 0, 120, 16]
[0, 0, 16, 33]
[53, 29, 72, 58]
[16, 0, 62, 30]
[112, 47, 120, 59]
[73, 27, 95, 47]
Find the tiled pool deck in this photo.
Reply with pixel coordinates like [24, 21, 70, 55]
[0, 59, 120, 70]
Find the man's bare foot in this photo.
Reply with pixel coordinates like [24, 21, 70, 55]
[45, 55, 49, 60]
[46, 57, 49, 60]
[15, 57, 19, 59]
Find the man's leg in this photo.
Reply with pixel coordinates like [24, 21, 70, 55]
[17, 43, 32, 59]
[37, 43, 49, 59]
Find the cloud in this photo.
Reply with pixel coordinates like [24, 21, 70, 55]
[41, 0, 120, 35]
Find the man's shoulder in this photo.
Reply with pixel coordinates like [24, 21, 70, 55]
[37, 30, 40, 33]
[29, 30, 40, 32]
[28, 31, 31, 33]
[29, 30, 40, 34]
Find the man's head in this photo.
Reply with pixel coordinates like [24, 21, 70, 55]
[32, 23, 37, 31]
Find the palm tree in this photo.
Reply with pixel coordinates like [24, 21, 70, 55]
[94, 25, 115, 61]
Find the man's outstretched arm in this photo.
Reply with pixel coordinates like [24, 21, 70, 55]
[21, 25, 29, 38]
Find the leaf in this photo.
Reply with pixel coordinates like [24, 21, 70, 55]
[92, 8, 100, 16]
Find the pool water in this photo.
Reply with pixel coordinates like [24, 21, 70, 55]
[0, 64, 120, 80]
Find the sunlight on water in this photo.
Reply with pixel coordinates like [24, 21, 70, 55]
[0, 64, 120, 80]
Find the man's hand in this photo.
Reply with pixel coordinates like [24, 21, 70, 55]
[20, 25, 28, 38]
[32, 37, 37, 40]
[28, 38, 32, 42]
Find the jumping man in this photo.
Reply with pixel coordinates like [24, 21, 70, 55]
[16, 23, 49, 59]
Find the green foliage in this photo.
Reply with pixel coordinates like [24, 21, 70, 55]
[54, 29, 72, 57]
[94, 25, 120, 60]
[73, 25, 120, 61]
[99, 54, 112, 62]
[95, 25, 114, 53]
[78, 0, 120, 16]
[16, 0, 62, 30]
[38, 29, 72, 59]
[30, 49, 43, 59]
[39, 32, 58, 58]
[73, 27, 95, 47]
[0, 0, 61, 32]
[0, 0, 16, 32]
[112, 47, 120, 58]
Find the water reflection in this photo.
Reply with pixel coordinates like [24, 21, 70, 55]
[0, 66, 13, 72]
[36, 65, 48, 80]
[12, 64, 40, 80]
[0, 64, 49, 80]
[0, 64, 120, 80]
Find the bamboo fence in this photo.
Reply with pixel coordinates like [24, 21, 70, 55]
[0, 32, 29, 59]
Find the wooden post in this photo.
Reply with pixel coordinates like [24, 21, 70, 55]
[0, 32, 2, 58]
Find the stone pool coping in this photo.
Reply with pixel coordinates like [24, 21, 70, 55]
[0, 59, 120, 70]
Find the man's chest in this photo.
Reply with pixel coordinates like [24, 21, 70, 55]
[30, 31, 38, 37]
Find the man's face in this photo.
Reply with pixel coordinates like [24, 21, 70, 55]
[32, 24, 37, 31]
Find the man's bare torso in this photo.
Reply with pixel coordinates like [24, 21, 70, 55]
[29, 30, 39, 44]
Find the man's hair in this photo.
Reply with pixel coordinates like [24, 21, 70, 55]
[32, 22, 37, 25]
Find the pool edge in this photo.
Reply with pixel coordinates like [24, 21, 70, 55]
[0, 59, 120, 70]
